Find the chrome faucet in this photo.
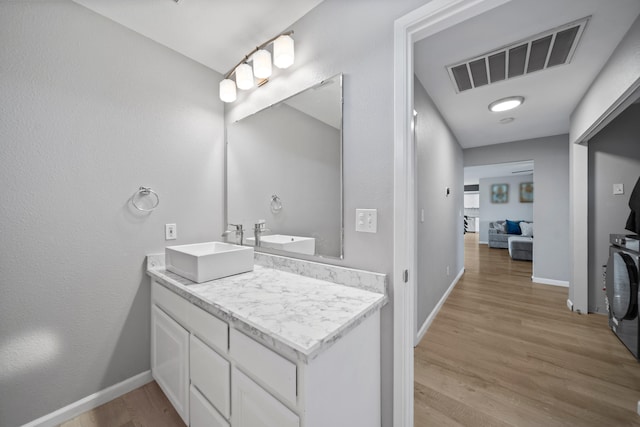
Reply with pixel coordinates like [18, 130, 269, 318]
[253, 220, 270, 247]
[222, 223, 244, 245]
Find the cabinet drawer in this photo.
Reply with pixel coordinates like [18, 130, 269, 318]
[188, 303, 228, 353]
[190, 335, 231, 418]
[152, 281, 190, 327]
[232, 368, 299, 427]
[229, 329, 296, 405]
[190, 385, 230, 427]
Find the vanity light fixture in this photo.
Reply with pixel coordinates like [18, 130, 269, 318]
[235, 63, 254, 90]
[219, 31, 295, 103]
[488, 96, 524, 112]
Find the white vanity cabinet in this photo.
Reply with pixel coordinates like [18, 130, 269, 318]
[151, 305, 190, 425]
[150, 277, 382, 427]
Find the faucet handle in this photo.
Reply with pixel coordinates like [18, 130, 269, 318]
[254, 220, 267, 231]
[228, 223, 243, 231]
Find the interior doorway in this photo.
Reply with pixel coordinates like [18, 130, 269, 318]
[464, 160, 534, 250]
[392, 1, 516, 425]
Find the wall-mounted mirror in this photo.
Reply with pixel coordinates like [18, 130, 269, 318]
[226, 74, 343, 259]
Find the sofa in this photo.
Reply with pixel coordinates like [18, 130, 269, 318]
[488, 220, 533, 261]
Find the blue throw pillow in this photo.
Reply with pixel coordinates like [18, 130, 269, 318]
[505, 219, 522, 235]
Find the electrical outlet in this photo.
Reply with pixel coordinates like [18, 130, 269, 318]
[165, 223, 177, 240]
[446, 265, 450, 276]
[613, 183, 624, 195]
[355, 209, 377, 233]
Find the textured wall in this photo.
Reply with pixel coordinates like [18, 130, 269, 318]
[414, 76, 464, 336]
[227, 104, 341, 257]
[0, 2, 224, 426]
[588, 104, 640, 313]
[570, 14, 640, 144]
[464, 135, 570, 283]
[478, 174, 534, 243]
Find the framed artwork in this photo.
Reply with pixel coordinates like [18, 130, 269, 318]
[491, 184, 509, 203]
[520, 182, 534, 203]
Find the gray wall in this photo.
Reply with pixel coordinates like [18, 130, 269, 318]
[0, 2, 224, 426]
[570, 15, 640, 144]
[570, 14, 640, 312]
[414, 76, 464, 335]
[224, 1, 429, 424]
[464, 135, 570, 282]
[227, 103, 341, 257]
[478, 174, 534, 243]
[588, 104, 640, 314]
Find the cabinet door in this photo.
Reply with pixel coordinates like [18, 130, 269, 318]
[151, 305, 189, 425]
[232, 368, 299, 427]
[190, 385, 230, 427]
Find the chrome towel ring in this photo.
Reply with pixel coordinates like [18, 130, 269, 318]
[132, 186, 160, 212]
[270, 194, 282, 213]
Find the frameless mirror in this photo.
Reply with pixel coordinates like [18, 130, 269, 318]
[226, 74, 343, 259]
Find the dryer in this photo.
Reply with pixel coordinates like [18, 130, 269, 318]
[606, 234, 640, 359]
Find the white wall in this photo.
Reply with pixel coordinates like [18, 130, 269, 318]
[414, 76, 464, 337]
[570, 15, 640, 144]
[464, 135, 570, 283]
[478, 174, 534, 242]
[227, 104, 341, 256]
[0, 2, 225, 426]
[224, 0, 430, 424]
[588, 104, 640, 314]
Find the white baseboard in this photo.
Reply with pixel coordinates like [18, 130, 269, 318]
[478, 241, 488, 245]
[532, 276, 570, 287]
[415, 267, 465, 346]
[22, 370, 153, 427]
[567, 298, 574, 311]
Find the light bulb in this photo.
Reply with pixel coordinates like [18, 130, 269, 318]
[219, 78, 236, 103]
[235, 63, 254, 90]
[273, 35, 294, 69]
[253, 49, 272, 79]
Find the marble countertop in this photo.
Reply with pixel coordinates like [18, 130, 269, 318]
[147, 263, 387, 363]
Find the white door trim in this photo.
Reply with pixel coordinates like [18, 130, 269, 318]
[392, 1, 511, 426]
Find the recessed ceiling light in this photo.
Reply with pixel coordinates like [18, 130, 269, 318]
[488, 96, 524, 112]
[499, 117, 515, 124]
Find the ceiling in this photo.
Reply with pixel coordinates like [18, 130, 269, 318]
[414, 0, 640, 148]
[464, 161, 534, 186]
[284, 75, 342, 129]
[72, 0, 324, 74]
[72, 0, 639, 149]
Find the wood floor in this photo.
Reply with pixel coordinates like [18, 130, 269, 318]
[415, 233, 640, 426]
[59, 381, 184, 427]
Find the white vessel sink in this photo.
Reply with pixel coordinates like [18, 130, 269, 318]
[246, 234, 316, 255]
[165, 242, 254, 283]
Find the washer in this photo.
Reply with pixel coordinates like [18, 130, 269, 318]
[606, 234, 640, 360]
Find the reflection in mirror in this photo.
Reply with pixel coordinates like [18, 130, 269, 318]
[226, 74, 343, 259]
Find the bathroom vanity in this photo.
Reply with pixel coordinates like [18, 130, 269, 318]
[146, 252, 386, 427]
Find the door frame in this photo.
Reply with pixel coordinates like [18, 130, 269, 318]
[392, 1, 512, 425]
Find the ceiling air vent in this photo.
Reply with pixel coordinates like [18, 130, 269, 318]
[447, 17, 589, 93]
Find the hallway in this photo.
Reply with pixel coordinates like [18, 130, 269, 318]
[414, 234, 640, 426]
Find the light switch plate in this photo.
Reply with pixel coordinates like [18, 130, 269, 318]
[613, 183, 624, 195]
[165, 223, 177, 240]
[356, 209, 377, 233]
